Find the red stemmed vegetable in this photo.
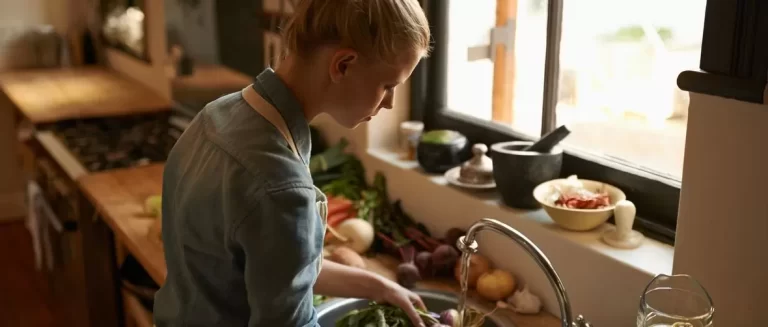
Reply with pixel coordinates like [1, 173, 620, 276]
[396, 245, 421, 288]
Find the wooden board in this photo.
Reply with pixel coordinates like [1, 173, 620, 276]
[79, 163, 559, 327]
[0, 66, 171, 124]
[77, 164, 167, 284]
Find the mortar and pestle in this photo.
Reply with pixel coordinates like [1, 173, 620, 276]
[491, 125, 571, 209]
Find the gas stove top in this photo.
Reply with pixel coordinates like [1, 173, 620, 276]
[48, 114, 185, 172]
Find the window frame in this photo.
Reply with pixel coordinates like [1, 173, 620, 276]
[411, 0, 683, 245]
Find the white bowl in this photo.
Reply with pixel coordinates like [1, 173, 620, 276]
[533, 179, 626, 231]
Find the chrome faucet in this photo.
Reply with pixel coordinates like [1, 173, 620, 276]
[457, 218, 592, 327]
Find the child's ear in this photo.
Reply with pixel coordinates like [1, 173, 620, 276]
[330, 49, 358, 82]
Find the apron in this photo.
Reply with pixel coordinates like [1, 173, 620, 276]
[241, 85, 328, 273]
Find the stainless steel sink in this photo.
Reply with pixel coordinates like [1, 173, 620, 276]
[315, 288, 514, 326]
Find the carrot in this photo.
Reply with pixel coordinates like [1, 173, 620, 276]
[327, 211, 352, 227]
[327, 196, 354, 217]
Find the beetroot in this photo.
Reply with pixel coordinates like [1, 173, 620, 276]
[415, 251, 434, 277]
[396, 245, 421, 288]
[444, 228, 465, 250]
[431, 244, 459, 270]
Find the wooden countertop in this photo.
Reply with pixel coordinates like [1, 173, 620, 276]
[0, 66, 171, 124]
[78, 163, 167, 283]
[78, 164, 559, 327]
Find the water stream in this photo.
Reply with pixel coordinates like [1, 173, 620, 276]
[456, 251, 472, 327]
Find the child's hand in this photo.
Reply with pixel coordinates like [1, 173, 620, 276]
[371, 276, 427, 327]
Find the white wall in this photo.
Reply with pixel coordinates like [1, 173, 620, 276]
[310, 79, 412, 157]
[673, 93, 768, 326]
[0, 0, 70, 33]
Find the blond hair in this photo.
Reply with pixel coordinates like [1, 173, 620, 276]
[281, 0, 431, 63]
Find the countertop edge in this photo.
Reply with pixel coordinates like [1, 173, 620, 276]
[77, 164, 168, 284]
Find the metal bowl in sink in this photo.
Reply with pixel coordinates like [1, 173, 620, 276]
[315, 288, 514, 326]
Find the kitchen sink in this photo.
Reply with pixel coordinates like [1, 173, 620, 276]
[315, 288, 514, 326]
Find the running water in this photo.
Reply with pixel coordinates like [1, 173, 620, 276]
[456, 251, 472, 327]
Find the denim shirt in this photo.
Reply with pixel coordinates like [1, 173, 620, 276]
[154, 69, 324, 327]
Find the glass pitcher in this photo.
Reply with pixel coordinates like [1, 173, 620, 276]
[637, 274, 714, 327]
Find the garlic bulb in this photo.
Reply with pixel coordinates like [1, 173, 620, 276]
[507, 284, 542, 314]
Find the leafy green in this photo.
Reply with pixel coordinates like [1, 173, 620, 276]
[365, 174, 408, 247]
[309, 139, 437, 256]
[319, 155, 366, 201]
[310, 138, 352, 175]
[335, 302, 439, 327]
[313, 294, 327, 306]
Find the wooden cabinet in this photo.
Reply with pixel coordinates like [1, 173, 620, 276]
[0, 91, 24, 221]
[114, 234, 156, 327]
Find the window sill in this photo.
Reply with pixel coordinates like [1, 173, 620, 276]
[365, 147, 674, 277]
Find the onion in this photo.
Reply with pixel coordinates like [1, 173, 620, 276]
[476, 269, 517, 301]
[439, 309, 459, 327]
[453, 253, 492, 287]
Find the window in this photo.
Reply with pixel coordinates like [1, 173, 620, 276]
[412, 0, 708, 244]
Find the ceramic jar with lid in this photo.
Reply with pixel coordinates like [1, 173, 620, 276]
[444, 143, 496, 190]
[458, 144, 494, 185]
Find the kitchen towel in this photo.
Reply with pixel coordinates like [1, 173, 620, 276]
[25, 181, 43, 270]
[26, 181, 62, 271]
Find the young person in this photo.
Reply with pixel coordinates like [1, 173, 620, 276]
[153, 0, 431, 326]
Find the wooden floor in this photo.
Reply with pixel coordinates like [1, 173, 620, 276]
[0, 220, 55, 327]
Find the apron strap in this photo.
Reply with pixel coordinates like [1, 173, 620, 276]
[242, 85, 303, 163]
[242, 84, 327, 272]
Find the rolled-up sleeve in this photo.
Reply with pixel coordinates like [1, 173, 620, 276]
[233, 186, 322, 327]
